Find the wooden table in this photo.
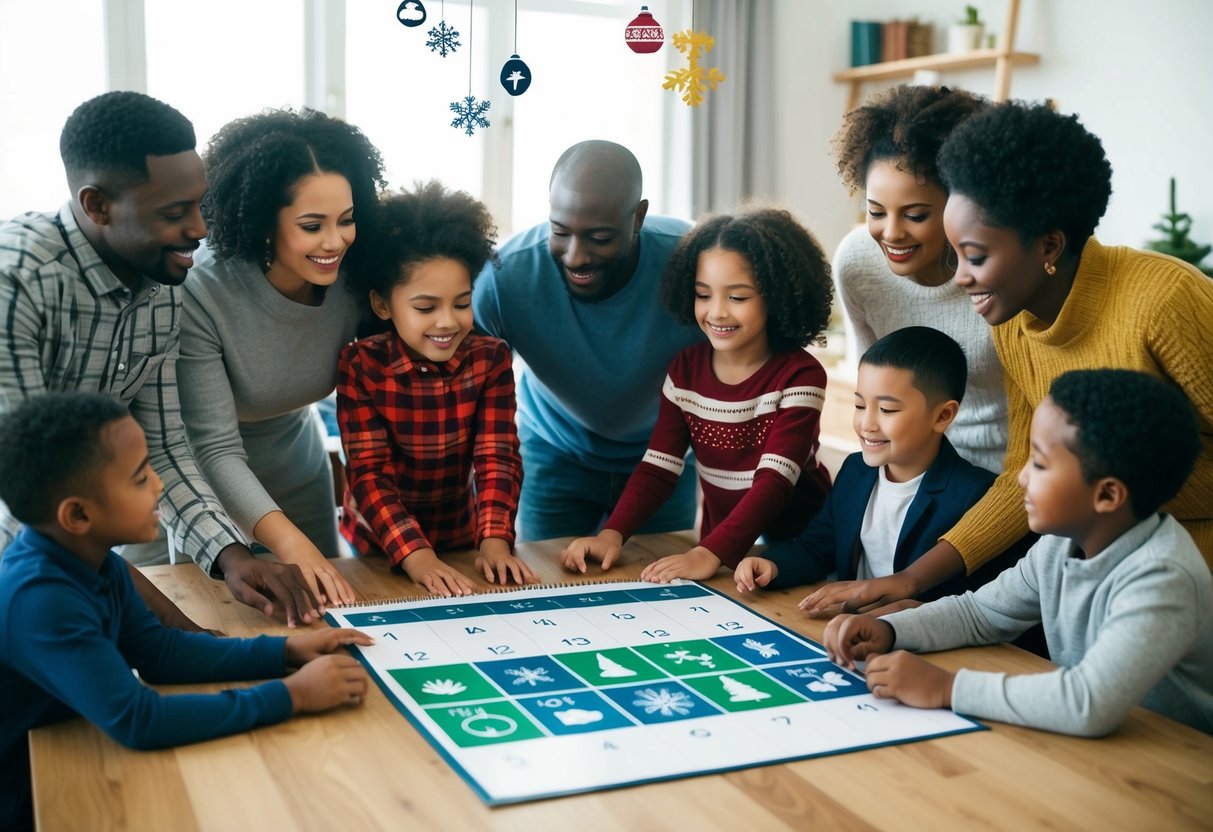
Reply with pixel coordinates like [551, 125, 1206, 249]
[29, 534, 1213, 830]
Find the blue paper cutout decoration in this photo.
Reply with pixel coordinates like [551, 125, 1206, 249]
[451, 95, 491, 136]
[397, 0, 427, 27]
[499, 54, 532, 96]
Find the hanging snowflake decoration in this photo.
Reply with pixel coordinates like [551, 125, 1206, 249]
[426, 19, 460, 56]
[663, 29, 725, 107]
[450, 94, 490, 136]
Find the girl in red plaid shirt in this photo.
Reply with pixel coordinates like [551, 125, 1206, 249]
[561, 207, 836, 582]
[337, 182, 535, 596]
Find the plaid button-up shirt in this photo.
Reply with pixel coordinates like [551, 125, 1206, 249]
[337, 331, 521, 565]
[0, 205, 246, 571]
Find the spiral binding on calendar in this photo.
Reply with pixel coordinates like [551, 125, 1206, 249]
[331, 577, 671, 609]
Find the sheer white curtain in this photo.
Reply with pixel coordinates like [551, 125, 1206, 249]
[689, 0, 776, 217]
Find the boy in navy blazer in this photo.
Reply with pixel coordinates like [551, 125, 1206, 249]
[737, 327, 1000, 605]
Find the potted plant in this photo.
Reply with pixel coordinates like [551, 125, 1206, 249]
[1147, 177, 1213, 278]
[947, 5, 984, 53]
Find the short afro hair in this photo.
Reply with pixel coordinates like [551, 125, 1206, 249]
[860, 326, 968, 406]
[0, 393, 131, 525]
[201, 108, 387, 272]
[60, 91, 196, 188]
[832, 85, 988, 195]
[661, 207, 833, 352]
[349, 180, 498, 301]
[937, 101, 1113, 252]
[1048, 369, 1199, 519]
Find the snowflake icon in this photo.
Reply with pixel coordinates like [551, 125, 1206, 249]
[450, 95, 490, 136]
[504, 666, 553, 687]
[742, 638, 780, 659]
[425, 19, 460, 56]
[633, 687, 694, 717]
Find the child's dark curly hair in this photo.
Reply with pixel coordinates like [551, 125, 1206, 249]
[832, 84, 987, 195]
[661, 207, 833, 351]
[60, 91, 195, 188]
[350, 180, 498, 301]
[201, 108, 386, 272]
[937, 101, 1112, 250]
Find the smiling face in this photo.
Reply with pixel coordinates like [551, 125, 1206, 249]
[547, 175, 646, 302]
[693, 247, 771, 369]
[96, 151, 208, 287]
[83, 415, 164, 547]
[853, 363, 956, 482]
[1017, 396, 1100, 540]
[865, 160, 951, 286]
[265, 172, 356, 301]
[371, 257, 474, 363]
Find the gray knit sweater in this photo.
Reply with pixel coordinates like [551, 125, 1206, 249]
[885, 514, 1213, 736]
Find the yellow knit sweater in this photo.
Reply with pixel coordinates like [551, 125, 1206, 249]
[943, 237, 1213, 570]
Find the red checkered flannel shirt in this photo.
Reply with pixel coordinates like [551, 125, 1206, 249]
[337, 331, 521, 565]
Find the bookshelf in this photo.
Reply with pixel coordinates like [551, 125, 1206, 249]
[834, 0, 1039, 110]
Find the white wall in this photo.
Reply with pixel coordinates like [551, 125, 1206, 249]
[770, 0, 1213, 262]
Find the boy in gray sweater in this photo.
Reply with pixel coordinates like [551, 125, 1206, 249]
[823, 369, 1213, 736]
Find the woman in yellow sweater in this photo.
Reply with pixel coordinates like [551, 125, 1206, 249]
[802, 101, 1213, 615]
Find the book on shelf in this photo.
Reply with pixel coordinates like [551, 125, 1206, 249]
[850, 20, 883, 67]
[882, 20, 909, 62]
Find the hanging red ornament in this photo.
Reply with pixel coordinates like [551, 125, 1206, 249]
[624, 4, 664, 53]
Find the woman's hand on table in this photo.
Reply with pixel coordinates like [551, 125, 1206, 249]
[401, 548, 475, 597]
[275, 539, 359, 608]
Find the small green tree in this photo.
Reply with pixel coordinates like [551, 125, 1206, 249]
[1147, 177, 1213, 277]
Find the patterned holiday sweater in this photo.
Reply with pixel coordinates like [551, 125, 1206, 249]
[605, 342, 833, 567]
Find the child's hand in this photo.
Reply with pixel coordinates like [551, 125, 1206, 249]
[285, 627, 374, 667]
[283, 654, 369, 713]
[402, 548, 475, 597]
[865, 651, 955, 710]
[640, 546, 722, 583]
[798, 574, 916, 618]
[559, 530, 624, 573]
[822, 613, 894, 668]
[475, 537, 539, 585]
[735, 557, 778, 593]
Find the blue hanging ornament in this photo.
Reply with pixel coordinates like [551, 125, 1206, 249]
[499, 54, 531, 96]
[397, 0, 426, 27]
[426, 0, 460, 56]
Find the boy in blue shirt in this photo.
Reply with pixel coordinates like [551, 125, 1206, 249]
[737, 327, 1000, 603]
[0, 393, 372, 830]
[826, 370, 1213, 736]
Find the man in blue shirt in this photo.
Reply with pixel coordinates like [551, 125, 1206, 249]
[473, 140, 704, 541]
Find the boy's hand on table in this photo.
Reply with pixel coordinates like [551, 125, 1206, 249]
[274, 540, 358, 608]
[284, 654, 369, 713]
[285, 628, 374, 668]
[640, 546, 722, 583]
[823, 613, 894, 668]
[560, 530, 624, 573]
[798, 573, 916, 617]
[475, 538, 539, 585]
[218, 544, 323, 628]
[734, 557, 778, 593]
[401, 548, 475, 597]
[865, 651, 954, 710]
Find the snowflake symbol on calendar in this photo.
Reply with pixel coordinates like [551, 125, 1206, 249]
[633, 687, 694, 717]
[504, 666, 553, 687]
[742, 638, 780, 659]
[426, 19, 460, 56]
[450, 95, 490, 136]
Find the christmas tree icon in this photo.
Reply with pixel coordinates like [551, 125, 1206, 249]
[597, 653, 637, 678]
[720, 675, 770, 703]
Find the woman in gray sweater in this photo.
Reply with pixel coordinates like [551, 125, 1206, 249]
[180, 109, 386, 606]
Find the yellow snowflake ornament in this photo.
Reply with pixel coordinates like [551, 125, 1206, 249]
[663, 29, 725, 107]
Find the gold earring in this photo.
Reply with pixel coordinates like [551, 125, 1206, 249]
[1043, 261, 1056, 276]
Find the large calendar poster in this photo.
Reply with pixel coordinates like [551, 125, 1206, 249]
[325, 581, 984, 805]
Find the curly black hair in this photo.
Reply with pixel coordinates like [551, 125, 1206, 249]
[861, 326, 968, 405]
[201, 108, 386, 272]
[937, 101, 1113, 251]
[1049, 369, 1199, 519]
[349, 180, 498, 301]
[60, 92, 195, 188]
[661, 207, 833, 351]
[832, 85, 987, 195]
[0, 393, 131, 525]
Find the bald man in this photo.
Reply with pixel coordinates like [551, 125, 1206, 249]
[473, 140, 705, 542]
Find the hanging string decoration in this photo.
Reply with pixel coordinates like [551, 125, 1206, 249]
[426, 0, 460, 56]
[663, 29, 725, 107]
[499, 0, 532, 96]
[396, 0, 427, 27]
[624, 4, 664, 53]
[450, 0, 490, 135]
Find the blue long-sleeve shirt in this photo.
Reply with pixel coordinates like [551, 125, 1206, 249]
[0, 527, 293, 828]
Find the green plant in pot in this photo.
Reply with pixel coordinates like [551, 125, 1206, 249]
[948, 5, 984, 53]
[1147, 177, 1213, 278]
